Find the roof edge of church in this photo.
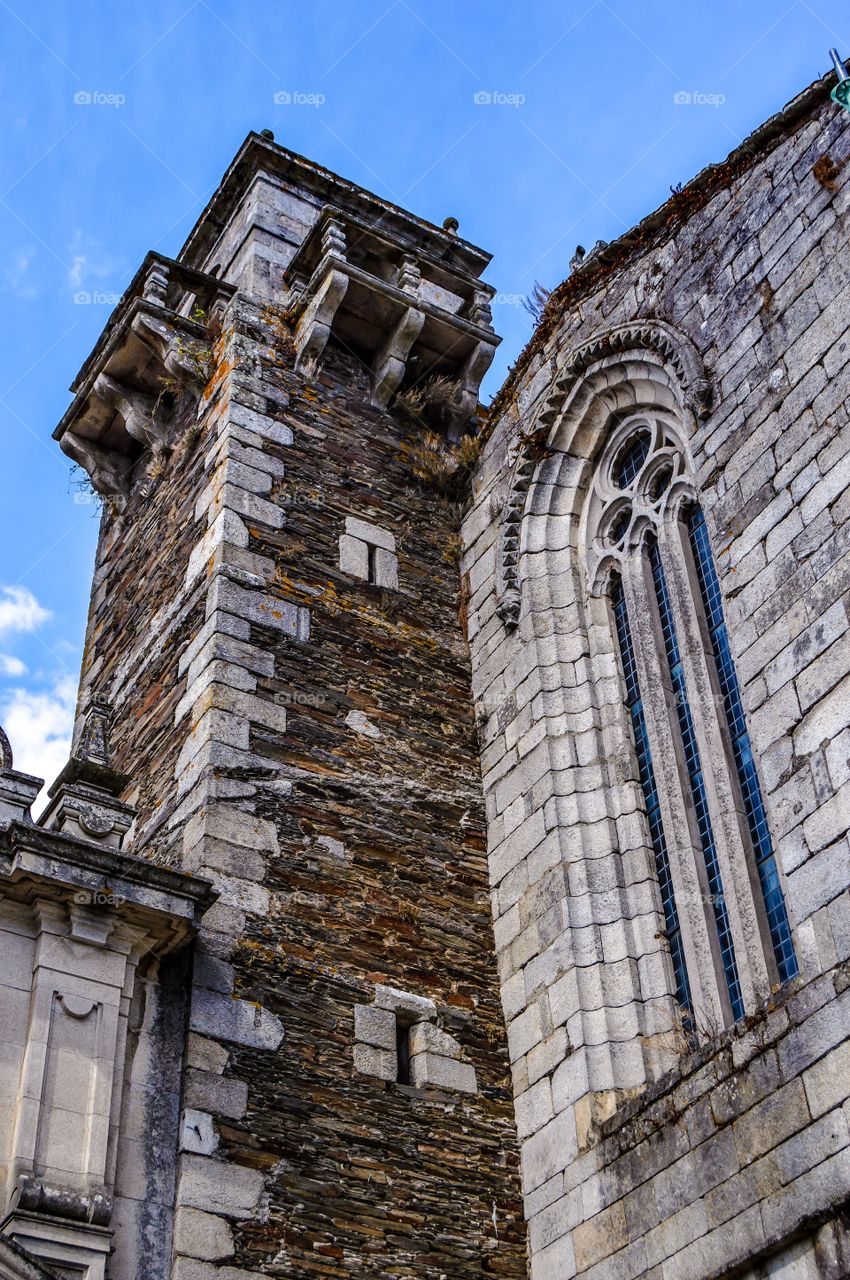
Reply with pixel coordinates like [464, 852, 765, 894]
[488, 62, 840, 425]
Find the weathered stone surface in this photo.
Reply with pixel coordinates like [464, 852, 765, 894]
[189, 987, 284, 1051]
[173, 1208, 235, 1262]
[177, 1155, 267, 1219]
[17, 55, 850, 1280]
[462, 64, 850, 1280]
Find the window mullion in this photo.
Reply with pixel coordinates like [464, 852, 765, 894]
[621, 551, 729, 1034]
[657, 520, 773, 1004]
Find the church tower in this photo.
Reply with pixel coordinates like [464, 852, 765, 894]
[0, 133, 527, 1279]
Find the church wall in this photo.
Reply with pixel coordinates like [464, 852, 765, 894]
[462, 79, 850, 1278]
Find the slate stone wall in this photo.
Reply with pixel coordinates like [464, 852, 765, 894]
[206, 311, 526, 1278]
[81, 294, 527, 1277]
[76, 411, 210, 865]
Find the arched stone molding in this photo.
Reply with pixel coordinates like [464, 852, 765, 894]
[497, 321, 711, 630]
[483, 325, 716, 1157]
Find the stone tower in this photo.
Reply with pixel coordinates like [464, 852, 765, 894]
[0, 135, 527, 1278]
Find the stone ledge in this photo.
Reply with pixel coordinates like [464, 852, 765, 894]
[0, 821, 215, 934]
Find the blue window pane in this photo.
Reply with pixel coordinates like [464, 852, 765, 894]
[687, 507, 798, 983]
[613, 432, 651, 488]
[648, 541, 746, 1022]
[612, 578, 694, 1021]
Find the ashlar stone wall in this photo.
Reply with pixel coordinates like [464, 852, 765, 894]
[462, 71, 850, 1278]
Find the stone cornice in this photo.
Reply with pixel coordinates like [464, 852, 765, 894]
[178, 132, 493, 280]
[0, 821, 216, 934]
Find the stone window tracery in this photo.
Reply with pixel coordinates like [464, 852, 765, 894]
[586, 414, 797, 1033]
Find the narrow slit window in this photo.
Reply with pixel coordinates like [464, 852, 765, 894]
[648, 538, 745, 1022]
[687, 507, 798, 982]
[367, 543, 378, 585]
[395, 1020, 411, 1084]
[612, 577, 694, 1021]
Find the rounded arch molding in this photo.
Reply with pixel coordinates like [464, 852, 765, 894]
[497, 320, 713, 629]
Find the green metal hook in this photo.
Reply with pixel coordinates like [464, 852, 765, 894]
[829, 48, 850, 112]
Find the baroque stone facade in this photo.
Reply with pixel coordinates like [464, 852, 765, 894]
[0, 63, 848, 1280]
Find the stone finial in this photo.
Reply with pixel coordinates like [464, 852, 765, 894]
[320, 215, 347, 260]
[76, 695, 111, 769]
[569, 240, 607, 275]
[142, 259, 170, 305]
[39, 697, 135, 849]
[442, 216, 460, 235]
[0, 723, 12, 771]
[0, 721, 43, 829]
[467, 289, 494, 329]
[396, 255, 421, 297]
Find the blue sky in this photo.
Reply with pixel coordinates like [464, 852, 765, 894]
[0, 0, 847, 794]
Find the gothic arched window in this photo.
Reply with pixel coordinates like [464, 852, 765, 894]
[586, 414, 797, 1033]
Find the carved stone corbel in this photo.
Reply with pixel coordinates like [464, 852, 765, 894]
[449, 338, 497, 440]
[131, 312, 209, 388]
[371, 307, 425, 408]
[58, 431, 131, 511]
[293, 267, 350, 378]
[93, 374, 160, 449]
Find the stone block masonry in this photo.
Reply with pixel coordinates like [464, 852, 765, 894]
[463, 66, 850, 1278]
[7, 60, 850, 1280]
[43, 133, 525, 1278]
[199, 313, 525, 1276]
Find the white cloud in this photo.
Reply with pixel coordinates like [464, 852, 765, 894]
[5, 247, 39, 300]
[67, 230, 115, 291]
[0, 586, 50, 635]
[0, 677, 76, 811]
[68, 253, 85, 290]
[0, 655, 26, 677]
